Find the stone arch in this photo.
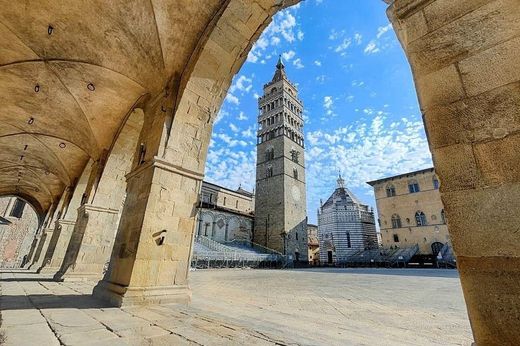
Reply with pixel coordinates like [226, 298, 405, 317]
[0, 196, 40, 268]
[198, 211, 215, 237]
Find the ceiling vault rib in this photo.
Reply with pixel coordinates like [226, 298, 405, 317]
[0, 164, 66, 185]
[0, 59, 146, 90]
[4, 166, 55, 200]
[0, 130, 93, 158]
[0, 20, 41, 59]
[45, 61, 101, 159]
[148, 0, 166, 70]
[27, 127, 74, 185]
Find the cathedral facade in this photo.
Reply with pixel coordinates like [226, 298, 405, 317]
[253, 58, 308, 262]
[318, 176, 377, 265]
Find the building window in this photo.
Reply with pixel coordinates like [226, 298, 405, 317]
[266, 167, 273, 178]
[393, 234, 399, 242]
[441, 209, 446, 224]
[391, 214, 402, 228]
[293, 168, 298, 180]
[223, 197, 226, 206]
[346, 232, 351, 248]
[408, 180, 420, 193]
[433, 176, 440, 189]
[290, 149, 299, 163]
[386, 184, 396, 197]
[236, 200, 239, 208]
[296, 232, 299, 240]
[265, 148, 274, 161]
[10, 199, 25, 218]
[415, 211, 427, 226]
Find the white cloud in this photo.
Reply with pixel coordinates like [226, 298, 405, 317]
[335, 38, 352, 54]
[354, 33, 362, 45]
[293, 58, 304, 69]
[324, 96, 333, 110]
[323, 96, 336, 118]
[246, 9, 301, 64]
[282, 50, 296, 61]
[225, 93, 239, 105]
[316, 75, 326, 84]
[241, 126, 256, 140]
[237, 111, 248, 121]
[229, 123, 240, 133]
[364, 24, 394, 55]
[364, 41, 380, 54]
[230, 75, 253, 94]
[377, 24, 393, 39]
[314, 60, 322, 66]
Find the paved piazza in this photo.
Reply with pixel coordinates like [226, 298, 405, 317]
[0, 268, 472, 345]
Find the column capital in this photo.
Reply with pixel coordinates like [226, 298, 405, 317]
[125, 156, 204, 183]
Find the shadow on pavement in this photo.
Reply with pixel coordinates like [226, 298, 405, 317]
[0, 294, 111, 310]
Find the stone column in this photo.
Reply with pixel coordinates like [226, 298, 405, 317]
[22, 235, 39, 268]
[38, 219, 76, 274]
[54, 204, 119, 281]
[389, 0, 520, 343]
[93, 157, 202, 305]
[28, 227, 54, 270]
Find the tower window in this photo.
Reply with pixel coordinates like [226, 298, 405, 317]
[441, 209, 446, 224]
[10, 199, 25, 218]
[393, 234, 399, 242]
[266, 167, 273, 178]
[293, 168, 298, 180]
[290, 150, 299, 163]
[346, 232, 351, 248]
[223, 197, 226, 206]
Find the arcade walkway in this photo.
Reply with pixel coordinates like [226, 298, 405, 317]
[0, 268, 472, 345]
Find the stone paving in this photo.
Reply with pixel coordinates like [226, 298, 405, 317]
[0, 268, 473, 345]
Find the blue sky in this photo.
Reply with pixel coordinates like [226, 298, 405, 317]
[205, 0, 433, 224]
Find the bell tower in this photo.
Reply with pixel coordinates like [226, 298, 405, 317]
[254, 57, 308, 262]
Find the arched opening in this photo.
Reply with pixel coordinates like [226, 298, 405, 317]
[0, 196, 40, 268]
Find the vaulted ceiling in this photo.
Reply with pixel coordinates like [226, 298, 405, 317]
[0, 0, 224, 214]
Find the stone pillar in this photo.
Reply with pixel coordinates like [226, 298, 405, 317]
[54, 204, 119, 281]
[38, 219, 76, 274]
[389, 0, 520, 343]
[28, 227, 54, 270]
[22, 236, 39, 268]
[93, 158, 202, 305]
